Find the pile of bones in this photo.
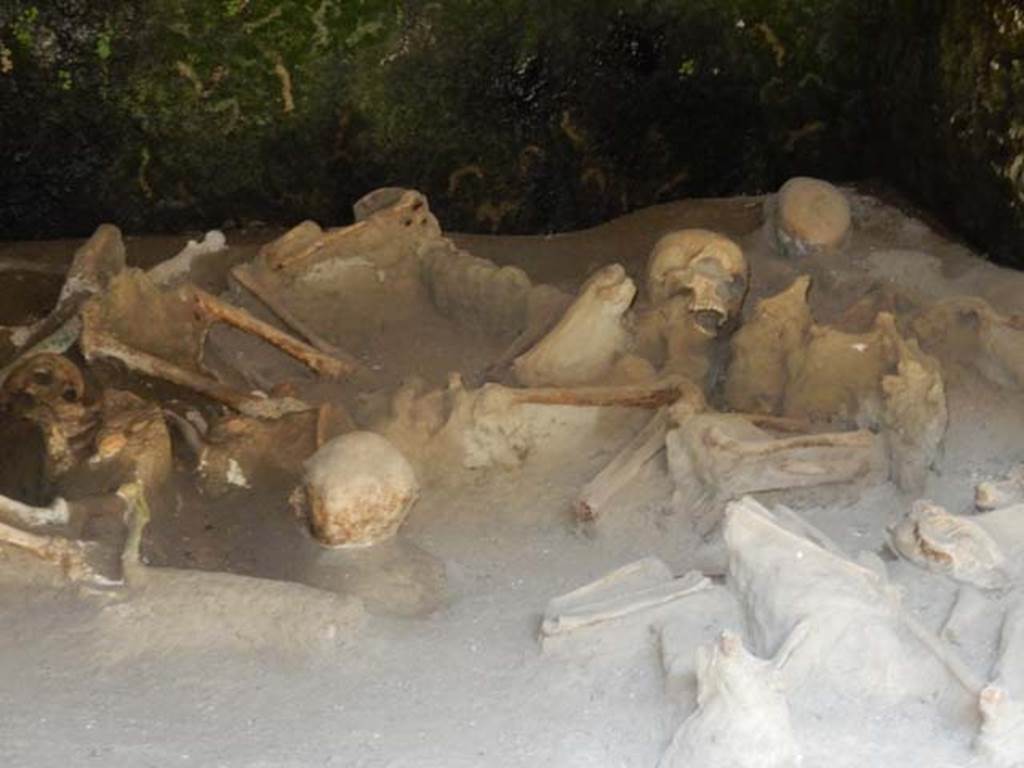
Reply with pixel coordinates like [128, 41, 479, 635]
[1, 179, 1024, 766]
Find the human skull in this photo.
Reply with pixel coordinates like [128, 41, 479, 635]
[1, 353, 86, 408]
[646, 229, 749, 335]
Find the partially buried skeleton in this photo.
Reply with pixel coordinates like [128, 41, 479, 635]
[0, 178, 997, 583]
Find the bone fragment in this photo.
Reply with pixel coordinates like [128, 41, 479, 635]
[575, 410, 669, 521]
[502, 376, 691, 409]
[541, 566, 710, 638]
[80, 302, 310, 419]
[977, 466, 1024, 511]
[888, 500, 1013, 590]
[147, 230, 227, 287]
[975, 685, 1024, 768]
[261, 190, 437, 273]
[192, 287, 359, 379]
[941, 586, 993, 646]
[0, 494, 70, 528]
[1, 224, 124, 378]
[878, 313, 948, 493]
[913, 296, 1024, 390]
[976, 606, 1024, 766]
[513, 263, 635, 387]
[668, 414, 884, 532]
[0, 517, 99, 582]
[659, 630, 801, 768]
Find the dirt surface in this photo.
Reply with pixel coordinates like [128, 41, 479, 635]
[1, 188, 1023, 767]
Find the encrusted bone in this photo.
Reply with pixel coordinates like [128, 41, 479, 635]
[147, 230, 227, 288]
[78, 268, 360, 417]
[975, 603, 1024, 766]
[259, 189, 440, 274]
[667, 413, 885, 532]
[513, 263, 636, 386]
[420, 241, 540, 338]
[725, 276, 812, 414]
[192, 287, 358, 379]
[977, 465, 1024, 511]
[80, 297, 309, 419]
[0, 495, 70, 529]
[725, 497, 985, 700]
[888, 500, 1017, 590]
[0, 517, 96, 580]
[912, 296, 1024, 390]
[659, 629, 801, 768]
[575, 410, 671, 522]
[0, 224, 125, 381]
[878, 313, 948, 493]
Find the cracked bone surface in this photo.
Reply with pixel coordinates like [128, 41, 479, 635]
[658, 630, 800, 768]
[666, 412, 885, 533]
[304, 431, 419, 548]
[888, 499, 1021, 590]
[773, 176, 852, 258]
[513, 263, 636, 387]
[724, 497, 975, 701]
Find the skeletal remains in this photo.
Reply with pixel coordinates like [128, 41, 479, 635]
[0, 178, 1022, 761]
[0, 176, 985, 574]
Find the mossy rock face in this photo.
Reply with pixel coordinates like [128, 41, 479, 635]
[1, 0, 1023, 268]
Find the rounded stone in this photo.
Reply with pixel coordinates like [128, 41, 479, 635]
[775, 177, 852, 256]
[304, 431, 419, 548]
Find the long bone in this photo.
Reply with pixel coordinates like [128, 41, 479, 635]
[0, 224, 125, 383]
[79, 266, 366, 417]
[667, 415, 885, 533]
[80, 300, 310, 419]
[191, 287, 358, 379]
[576, 398, 825, 522]
[0, 518, 95, 580]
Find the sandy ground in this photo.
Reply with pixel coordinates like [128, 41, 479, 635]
[1, 188, 1023, 767]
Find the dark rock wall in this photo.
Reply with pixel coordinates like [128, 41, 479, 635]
[0, 1, 1021, 265]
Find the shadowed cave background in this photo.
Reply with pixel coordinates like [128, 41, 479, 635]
[0, 0, 1022, 266]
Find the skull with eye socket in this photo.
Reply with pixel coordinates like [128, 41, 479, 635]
[2, 353, 86, 410]
[646, 229, 749, 338]
[1, 353, 96, 478]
